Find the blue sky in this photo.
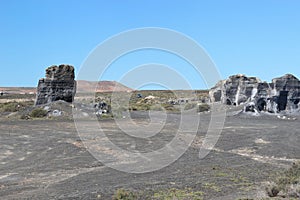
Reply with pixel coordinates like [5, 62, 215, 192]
[0, 0, 299, 89]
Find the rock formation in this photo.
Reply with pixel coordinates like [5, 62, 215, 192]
[35, 65, 76, 105]
[209, 74, 261, 105]
[209, 74, 300, 113]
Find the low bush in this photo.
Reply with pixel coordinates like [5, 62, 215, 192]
[198, 103, 210, 112]
[29, 108, 48, 118]
[20, 114, 31, 120]
[112, 188, 137, 200]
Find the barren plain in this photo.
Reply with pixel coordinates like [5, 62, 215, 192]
[0, 109, 299, 199]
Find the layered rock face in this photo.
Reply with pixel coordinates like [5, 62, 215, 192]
[209, 74, 261, 105]
[35, 65, 76, 105]
[209, 74, 300, 113]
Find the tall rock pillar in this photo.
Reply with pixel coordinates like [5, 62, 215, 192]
[35, 64, 76, 105]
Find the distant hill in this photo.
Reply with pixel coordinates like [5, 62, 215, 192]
[0, 81, 133, 95]
[0, 87, 36, 94]
[76, 80, 133, 93]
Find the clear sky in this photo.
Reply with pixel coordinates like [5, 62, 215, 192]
[0, 0, 299, 89]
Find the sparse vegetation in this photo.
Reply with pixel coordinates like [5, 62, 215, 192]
[111, 188, 205, 200]
[150, 104, 165, 111]
[98, 113, 114, 119]
[94, 90, 209, 113]
[161, 103, 180, 112]
[203, 182, 221, 192]
[0, 101, 34, 112]
[0, 93, 35, 100]
[266, 162, 300, 198]
[112, 188, 137, 200]
[129, 103, 151, 111]
[153, 188, 204, 200]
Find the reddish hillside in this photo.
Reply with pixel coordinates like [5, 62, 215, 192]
[0, 81, 132, 95]
[76, 80, 133, 93]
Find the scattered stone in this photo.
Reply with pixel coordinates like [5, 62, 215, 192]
[255, 138, 270, 144]
[51, 110, 62, 117]
[43, 106, 50, 111]
[35, 64, 76, 105]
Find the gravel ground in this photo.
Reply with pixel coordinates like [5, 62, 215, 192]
[0, 111, 299, 199]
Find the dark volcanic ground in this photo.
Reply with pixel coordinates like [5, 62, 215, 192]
[0, 111, 299, 199]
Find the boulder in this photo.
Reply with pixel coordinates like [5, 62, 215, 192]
[35, 65, 76, 105]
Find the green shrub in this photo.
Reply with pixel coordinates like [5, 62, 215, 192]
[112, 188, 137, 200]
[198, 103, 210, 112]
[30, 108, 48, 118]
